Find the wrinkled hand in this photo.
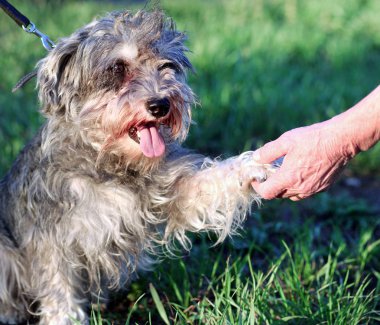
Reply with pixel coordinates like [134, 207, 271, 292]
[251, 120, 356, 201]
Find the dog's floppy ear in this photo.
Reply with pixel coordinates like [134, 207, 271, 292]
[37, 29, 89, 116]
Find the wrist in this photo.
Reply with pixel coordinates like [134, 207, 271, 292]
[329, 86, 380, 156]
[326, 113, 361, 159]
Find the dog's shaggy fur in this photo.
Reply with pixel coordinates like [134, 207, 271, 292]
[0, 10, 274, 324]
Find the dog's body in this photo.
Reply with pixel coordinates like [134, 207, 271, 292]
[0, 10, 273, 324]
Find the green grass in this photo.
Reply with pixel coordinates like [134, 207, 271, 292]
[102, 193, 380, 324]
[1, 0, 380, 324]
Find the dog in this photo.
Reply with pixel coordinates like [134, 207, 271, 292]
[0, 9, 275, 324]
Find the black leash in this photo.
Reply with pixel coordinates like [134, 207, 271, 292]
[0, 0, 56, 91]
[0, 0, 55, 51]
[0, 0, 30, 27]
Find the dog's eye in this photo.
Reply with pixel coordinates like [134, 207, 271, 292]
[111, 61, 126, 75]
[100, 61, 129, 91]
[158, 62, 180, 72]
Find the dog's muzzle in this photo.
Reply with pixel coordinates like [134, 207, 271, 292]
[126, 97, 172, 158]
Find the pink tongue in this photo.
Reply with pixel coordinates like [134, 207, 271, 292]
[139, 125, 165, 158]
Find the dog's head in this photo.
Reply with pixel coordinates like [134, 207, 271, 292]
[37, 10, 195, 170]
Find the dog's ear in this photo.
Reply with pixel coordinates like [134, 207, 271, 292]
[37, 29, 89, 116]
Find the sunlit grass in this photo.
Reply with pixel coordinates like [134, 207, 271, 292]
[90, 193, 380, 324]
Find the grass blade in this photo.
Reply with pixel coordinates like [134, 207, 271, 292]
[149, 283, 170, 325]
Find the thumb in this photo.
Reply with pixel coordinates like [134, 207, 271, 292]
[253, 138, 288, 164]
[251, 172, 288, 200]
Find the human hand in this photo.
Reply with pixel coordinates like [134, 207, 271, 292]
[251, 120, 356, 201]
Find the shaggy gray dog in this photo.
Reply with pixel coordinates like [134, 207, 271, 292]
[0, 9, 274, 324]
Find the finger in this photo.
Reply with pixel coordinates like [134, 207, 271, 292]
[253, 138, 288, 164]
[289, 195, 305, 201]
[251, 174, 290, 200]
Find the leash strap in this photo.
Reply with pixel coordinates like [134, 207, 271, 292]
[0, 0, 55, 50]
[0, 0, 30, 27]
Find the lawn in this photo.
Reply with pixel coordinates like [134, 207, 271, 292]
[0, 0, 379, 324]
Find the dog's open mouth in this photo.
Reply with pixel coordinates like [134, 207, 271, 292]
[128, 123, 165, 158]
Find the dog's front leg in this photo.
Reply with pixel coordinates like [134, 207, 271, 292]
[164, 151, 275, 245]
[28, 241, 88, 325]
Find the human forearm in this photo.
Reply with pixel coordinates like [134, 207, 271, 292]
[251, 85, 380, 200]
[331, 85, 380, 155]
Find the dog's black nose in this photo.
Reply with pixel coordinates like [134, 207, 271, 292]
[146, 98, 170, 118]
